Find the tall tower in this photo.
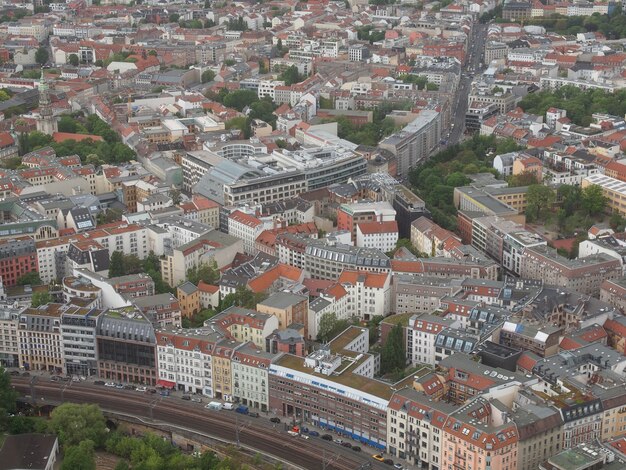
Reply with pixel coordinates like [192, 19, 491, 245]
[36, 69, 58, 135]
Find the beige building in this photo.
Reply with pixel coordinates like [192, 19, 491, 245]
[520, 246, 621, 297]
[583, 174, 626, 217]
[256, 292, 308, 330]
[18, 304, 64, 372]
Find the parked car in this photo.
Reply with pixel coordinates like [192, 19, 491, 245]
[341, 442, 352, 448]
[104, 382, 116, 387]
[383, 459, 394, 466]
[147, 388, 157, 394]
[181, 395, 191, 401]
[309, 431, 319, 437]
[191, 397, 202, 403]
[136, 386, 147, 392]
[10, 370, 20, 376]
[270, 417, 281, 424]
[321, 434, 333, 441]
[287, 430, 299, 437]
[300, 435, 309, 440]
[21, 372, 30, 377]
[393, 464, 404, 469]
[248, 412, 260, 418]
[352, 446, 361, 452]
[94, 380, 105, 386]
[115, 383, 124, 389]
[124, 385, 136, 390]
[50, 376, 60, 382]
[372, 455, 385, 462]
[334, 439, 344, 444]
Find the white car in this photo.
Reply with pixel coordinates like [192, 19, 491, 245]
[136, 386, 147, 392]
[300, 435, 310, 440]
[104, 382, 116, 387]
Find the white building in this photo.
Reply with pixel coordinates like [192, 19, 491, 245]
[232, 342, 274, 411]
[156, 328, 218, 396]
[227, 210, 265, 255]
[356, 220, 399, 252]
[406, 313, 456, 366]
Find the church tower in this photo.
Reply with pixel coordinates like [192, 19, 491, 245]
[36, 69, 58, 135]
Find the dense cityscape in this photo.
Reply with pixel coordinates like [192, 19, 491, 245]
[0, 0, 625, 468]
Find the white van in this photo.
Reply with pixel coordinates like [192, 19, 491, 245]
[206, 401, 223, 410]
[223, 402, 235, 410]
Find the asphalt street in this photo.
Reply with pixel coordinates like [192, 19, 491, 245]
[448, 21, 490, 146]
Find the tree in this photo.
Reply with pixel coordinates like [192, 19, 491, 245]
[0, 367, 18, 417]
[68, 54, 79, 66]
[169, 188, 182, 205]
[526, 184, 555, 222]
[169, 13, 180, 22]
[508, 171, 539, 187]
[277, 65, 303, 86]
[380, 323, 406, 375]
[109, 251, 125, 278]
[581, 184, 607, 216]
[49, 404, 107, 447]
[61, 440, 96, 470]
[148, 50, 157, 56]
[31, 291, 52, 307]
[17, 271, 41, 286]
[316, 312, 350, 343]
[201, 69, 216, 83]
[186, 261, 219, 285]
[35, 47, 49, 65]
[223, 90, 259, 111]
[219, 288, 267, 311]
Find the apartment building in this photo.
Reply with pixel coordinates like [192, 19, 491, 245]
[304, 240, 391, 280]
[208, 307, 278, 349]
[411, 217, 461, 258]
[337, 201, 396, 243]
[256, 292, 308, 331]
[395, 275, 462, 316]
[356, 221, 399, 252]
[600, 277, 626, 311]
[60, 305, 103, 377]
[18, 304, 64, 372]
[156, 327, 219, 396]
[379, 110, 441, 177]
[96, 307, 157, 385]
[160, 230, 242, 287]
[406, 313, 455, 366]
[520, 246, 621, 296]
[232, 342, 275, 411]
[500, 320, 562, 357]
[0, 237, 38, 287]
[0, 305, 22, 368]
[441, 400, 520, 470]
[269, 327, 390, 449]
[387, 388, 456, 468]
[132, 293, 182, 328]
[228, 210, 264, 255]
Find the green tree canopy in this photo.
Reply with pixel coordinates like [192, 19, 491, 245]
[0, 367, 18, 417]
[219, 288, 267, 311]
[201, 69, 216, 83]
[277, 65, 304, 86]
[68, 54, 79, 66]
[35, 47, 49, 65]
[61, 440, 96, 470]
[17, 271, 41, 286]
[526, 184, 555, 222]
[317, 312, 350, 343]
[380, 323, 406, 375]
[186, 261, 219, 285]
[31, 291, 52, 307]
[49, 404, 108, 447]
[581, 184, 607, 216]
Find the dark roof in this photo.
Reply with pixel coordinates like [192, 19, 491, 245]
[0, 434, 57, 470]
